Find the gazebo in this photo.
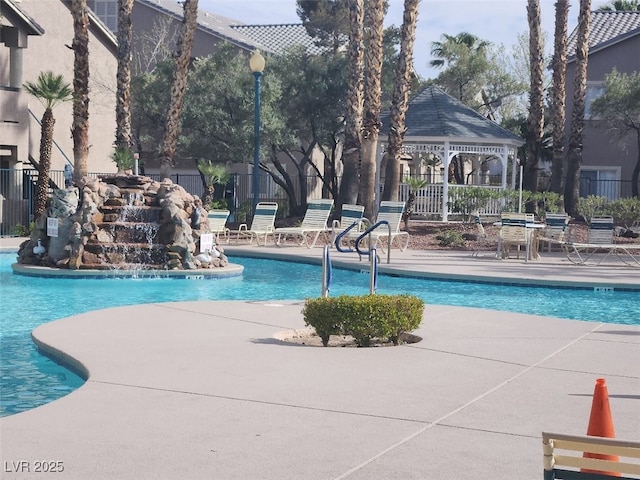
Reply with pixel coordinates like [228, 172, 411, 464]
[377, 85, 525, 221]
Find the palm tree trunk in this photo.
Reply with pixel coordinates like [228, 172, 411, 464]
[549, 0, 569, 195]
[116, 0, 134, 149]
[34, 109, 55, 219]
[382, 0, 419, 203]
[359, 0, 384, 220]
[71, 0, 90, 184]
[564, 0, 592, 216]
[159, 0, 199, 180]
[338, 0, 364, 208]
[633, 130, 640, 197]
[525, 0, 545, 193]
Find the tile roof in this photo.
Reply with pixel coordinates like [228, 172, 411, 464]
[231, 24, 326, 55]
[136, 0, 263, 51]
[567, 10, 640, 57]
[380, 85, 524, 145]
[136, 0, 324, 56]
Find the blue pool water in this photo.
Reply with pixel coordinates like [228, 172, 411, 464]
[1, 252, 639, 417]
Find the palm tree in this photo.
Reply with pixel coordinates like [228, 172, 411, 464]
[159, 0, 199, 180]
[382, 0, 420, 203]
[338, 0, 364, 209]
[70, 0, 90, 184]
[402, 176, 427, 229]
[429, 32, 490, 104]
[197, 160, 230, 208]
[564, 0, 592, 216]
[597, 0, 639, 10]
[549, 0, 570, 194]
[23, 72, 72, 219]
[359, 0, 385, 220]
[525, 0, 545, 193]
[116, 0, 134, 150]
[429, 32, 489, 69]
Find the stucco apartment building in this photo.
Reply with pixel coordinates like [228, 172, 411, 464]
[1, 0, 325, 232]
[565, 10, 640, 199]
[1, 0, 118, 174]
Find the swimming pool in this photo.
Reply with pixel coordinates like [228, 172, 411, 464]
[1, 252, 639, 417]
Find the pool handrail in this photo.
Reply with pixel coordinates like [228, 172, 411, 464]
[334, 222, 361, 254]
[355, 220, 391, 264]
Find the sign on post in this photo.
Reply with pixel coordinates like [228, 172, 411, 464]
[47, 217, 59, 238]
[200, 233, 214, 253]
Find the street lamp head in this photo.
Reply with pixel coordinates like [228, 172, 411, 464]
[249, 50, 265, 73]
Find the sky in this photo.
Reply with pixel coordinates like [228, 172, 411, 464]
[204, 0, 591, 79]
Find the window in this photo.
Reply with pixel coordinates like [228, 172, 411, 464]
[579, 168, 620, 200]
[584, 82, 605, 119]
[88, 0, 118, 32]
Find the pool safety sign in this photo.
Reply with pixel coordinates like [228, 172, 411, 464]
[47, 217, 59, 237]
[200, 233, 214, 253]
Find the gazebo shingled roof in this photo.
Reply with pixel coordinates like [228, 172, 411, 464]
[381, 85, 523, 145]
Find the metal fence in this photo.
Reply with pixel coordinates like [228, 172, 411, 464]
[579, 177, 635, 200]
[1, 168, 637, 236]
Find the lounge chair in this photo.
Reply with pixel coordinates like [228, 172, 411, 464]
[331, 204, 367, 248]
[562, 216, 640, 266]
[207, 209, 230, 244]
[347, 200, 410, 253]
[274, 199, 334, 248]
[542, 432, 640, 480]
[231, 202, 278, 246]
[538, 213, 570, 252]
[497, 212, 529, 259]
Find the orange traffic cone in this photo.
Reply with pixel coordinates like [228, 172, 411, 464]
[582, 378, 620, 476]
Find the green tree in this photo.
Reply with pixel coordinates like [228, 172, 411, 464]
[297, 0, 350, 53]
[596, 0, 639, 10]
[197, 161, 230, 208]
[23, 72, 72, 219]
[591, 69, 640, 197]
[430, 32, 490, 106]
[429, 32, 526, 124]
[402, 176, 427, 229]
[267, 47, 346, 216]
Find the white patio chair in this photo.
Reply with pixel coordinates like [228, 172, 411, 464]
[348, 201, 410, 253]
[207, 209, 230, 244]
[230, 202, 278, 246]
[331, 204, 367, 248]
[498, 212, 528, 259]
[538, 213, 570, 252]
[274, 199, 334, 248]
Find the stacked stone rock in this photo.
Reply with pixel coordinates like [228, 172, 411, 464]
[17, 175, 228, 271]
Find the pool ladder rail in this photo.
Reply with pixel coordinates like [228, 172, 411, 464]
[334, 220, 392, 265]
[322, 221, 385, 297]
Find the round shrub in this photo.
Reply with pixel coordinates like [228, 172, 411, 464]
[302, 294, 424, 347]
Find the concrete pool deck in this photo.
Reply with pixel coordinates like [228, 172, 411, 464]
[1, 238, 639, 479]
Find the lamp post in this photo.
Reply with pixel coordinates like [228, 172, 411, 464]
[249, 50, 265, 212]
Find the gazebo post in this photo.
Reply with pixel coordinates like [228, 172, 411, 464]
[442, 141, 450, 222]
